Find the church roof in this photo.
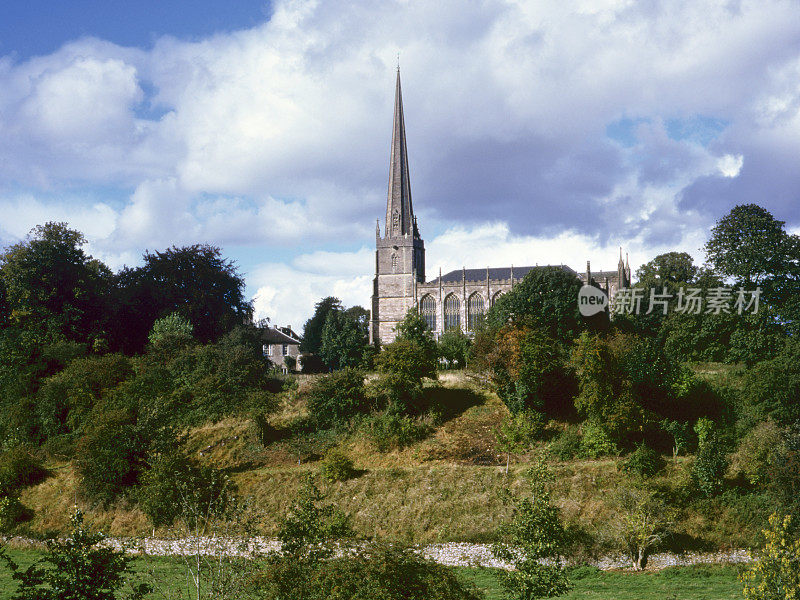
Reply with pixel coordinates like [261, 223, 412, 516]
[384, 69, 416, 238]
[428, 264, 578, 284]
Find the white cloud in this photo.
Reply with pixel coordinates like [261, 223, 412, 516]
[718, 154, 744, 178]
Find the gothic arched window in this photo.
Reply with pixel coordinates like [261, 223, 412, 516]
[491, 291, 503, 306]
[467, 293, 485, 331]
[444, 294, 460, 331]
[420, 294, 436, 332]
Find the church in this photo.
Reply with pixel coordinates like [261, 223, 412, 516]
[370, 71, 631, 346]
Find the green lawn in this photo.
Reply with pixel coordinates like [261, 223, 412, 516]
[457, 565, 745, 600]
[0, 549, 745, 600]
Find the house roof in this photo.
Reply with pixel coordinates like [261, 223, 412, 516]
[261, 327, 301, 345]
[428, 264, 578, 284]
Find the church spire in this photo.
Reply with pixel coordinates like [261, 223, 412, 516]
[385, 69, 415, 238]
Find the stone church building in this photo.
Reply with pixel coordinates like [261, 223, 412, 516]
[370, 71, 631, 346]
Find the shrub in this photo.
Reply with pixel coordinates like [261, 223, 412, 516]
[437, 329, 471, 369]
[609, 484, 673, 570]
[0, 446, 47, 494]
[305, 368, 369, 429]
[579, 421, 618, 459]
[376, 337, 437, 383]
[1, 508, 150, 600]
[692, 418, 728, 497]
[496, 409, 546, 473]
[148, 312, 194, 347]
[730, 421, 786, 487]
[621, 444, 666, 478]
[257, 543, 482, 600]
[361, 411, 432, 452]
[0, 494, 26, 532]
[548, 426, 582, 461]
[741, 513, 800, 600]
[368, 372, 425, 414]
[319, 451, 356, 482]
[75, 409, 145, 505]
[137, 454, 234, 529]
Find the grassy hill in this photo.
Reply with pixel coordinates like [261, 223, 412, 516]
[15, 366, 771, 557]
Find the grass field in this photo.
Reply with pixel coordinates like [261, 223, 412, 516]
[0, 549, 745, 600]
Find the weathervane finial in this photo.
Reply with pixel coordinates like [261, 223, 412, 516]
[396, 52, 400, 71]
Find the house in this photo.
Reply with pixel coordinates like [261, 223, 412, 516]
[261, 326, 302, 373]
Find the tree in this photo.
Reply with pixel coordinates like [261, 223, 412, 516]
[301, 297, 342, 355]
[704, 204, 790, 287]
[147, 312, 194, 348]
[437, 328, 471, 369]
[492, 460, 571, 599]
[305, 368, 369, 428]
[486, 266, 584, 344]
[609, 484, 673, 570]
[110, 245, 251, 353]
[636, 251, 698, 285]
[319, 306, 369, 370]
[692, 417, 728, 497]
[495, 409, 545, 474]
[2, 508, 149, 600]
[0, 223, 111, 346]
[741, 513, 800, 600]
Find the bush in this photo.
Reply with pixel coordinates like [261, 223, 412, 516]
[75, 409, 145, 505]
[368, 372, 425, 414]
[692, 418, 728, 497]
[741, 513, 800, 600]
[0, 446, 47, 494]
[579, 421, 618, 459]
[257, 543, 482, 600]
[361, 411, 432, 452]
[548, 426, 582, 461]
[305, 368, 369, 429]
[376, 337, 437, 383]
[621, 444, 666, 478]
[730, 421, 786, 487]
[137, 454, 234, 529]
[0, 494, 26, 532]
[319, 451, 356, 482]
[437, 329, 471, 369]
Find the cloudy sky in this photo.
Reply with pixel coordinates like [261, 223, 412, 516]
[1, 0, 799, 330]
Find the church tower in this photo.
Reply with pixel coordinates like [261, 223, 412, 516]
[370, 69, 425, 346]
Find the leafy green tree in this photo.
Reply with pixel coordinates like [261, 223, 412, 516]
[2, 508, 149, 600]
[437, 328, 471, 369]
[741, 513, 800, 600]
[620, 444, 665, 478]
[319, 306, 368, 370]
[661, 419, 691, 460]
[705, 204, 790, 287]
[394, 308, 438, 361]
[692, 417, 728, 497]
[492, 460, 571, 599]
[743, 340, 800, 426]
[0, 222, 111, 346]
[301, 297, 342, 355]
[609, 484, 673, 570]
[486, 266, 584, 344]
[110, 245, 251, 353]
[636, 251, 698, 285]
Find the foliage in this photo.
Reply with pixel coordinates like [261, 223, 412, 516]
[492, 460, 571, 599]
[547, 426, 582, 461]
[741, 513, 800, 600]
[255, 542, 483, 600]
[636, 251, 698, 285]
[621, 444, 665, 478]
[0, 494, 26, 533]
[319, 451, 357, 482]
[305, 368, 369, 429]
[0, 447, 47, 495]
[485, 266, 585, 344]
[437, 329, 472, 369]
[360, 411, 433, 452]
[495, 409, 545, 473]
[743, 340, 800, 426]
[730, 421, 786, 487]
[136, 453, 233, 529]
[1, 508, 149, 600]
[692, 418, 728, 497]
[147, 312, 194, 348]
[579, 421, 618, 459]
[486, 325, 574, 417]
[75, 409, 146, 505]
[319, 305, 369, 370]
[277, 476, 352, 563]
[661, 419, 692, 459]
[301, 297, 342, 355]
[609, 484, 673, 570]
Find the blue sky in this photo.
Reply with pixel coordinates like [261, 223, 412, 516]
[1, 0, 799, 329]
